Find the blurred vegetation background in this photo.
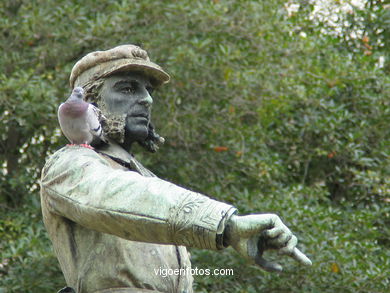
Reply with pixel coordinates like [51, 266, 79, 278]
[0, 0, 389, 292]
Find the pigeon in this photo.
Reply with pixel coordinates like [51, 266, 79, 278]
[58, 87, 107, 149]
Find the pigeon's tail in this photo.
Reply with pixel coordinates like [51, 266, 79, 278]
[92, 124, 108, 144]
[88, 104, 108, 145]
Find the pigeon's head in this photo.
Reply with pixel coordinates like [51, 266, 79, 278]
[72, 87, 85, 99]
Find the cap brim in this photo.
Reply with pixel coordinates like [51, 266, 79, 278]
[72, 58, 170, 89]
[101, 59, 170, 88]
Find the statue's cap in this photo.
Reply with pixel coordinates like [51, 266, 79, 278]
[69, 44, 170, 89]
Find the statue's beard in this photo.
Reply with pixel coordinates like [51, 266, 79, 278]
[102, 113, 126, 144]
[100, 111, 165, 152]
[96, 98, 126, 144]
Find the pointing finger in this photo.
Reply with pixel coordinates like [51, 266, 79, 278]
[291, 247, 312, 266]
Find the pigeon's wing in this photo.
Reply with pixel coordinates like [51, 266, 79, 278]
[57, 103, 70, 141]
[86, 104, 107, 143]
[57, 102, 80, 144]
[91, 105, 107, 122]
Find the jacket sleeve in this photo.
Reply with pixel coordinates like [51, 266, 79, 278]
[40, 146, 236, 250]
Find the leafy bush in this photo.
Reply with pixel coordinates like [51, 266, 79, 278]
[0, 202, 64, 291]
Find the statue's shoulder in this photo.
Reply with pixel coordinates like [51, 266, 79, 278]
[43, 145, 104, 174]
[48, 145, 100, 160]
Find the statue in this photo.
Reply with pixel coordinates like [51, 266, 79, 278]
[40, 45, 311, 293]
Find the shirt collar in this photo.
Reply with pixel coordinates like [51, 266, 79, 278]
[95, 139, 134, 164]
[95, 139, 156, 178]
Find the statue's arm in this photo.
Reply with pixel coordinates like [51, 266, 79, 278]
[41, 147, 311, 270]
[40, 147, 236, 250]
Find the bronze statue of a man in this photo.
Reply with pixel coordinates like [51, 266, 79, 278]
[40, 45, 311, 293]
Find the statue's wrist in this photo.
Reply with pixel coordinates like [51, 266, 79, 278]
[215, 210, 237, 249]
[222, 214, 238, 247]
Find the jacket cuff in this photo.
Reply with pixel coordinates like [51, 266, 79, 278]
[168, 191, 237, 250]
[216, 208, 237, 250]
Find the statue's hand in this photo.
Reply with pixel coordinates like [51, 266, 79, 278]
[224, 214, 312, 272]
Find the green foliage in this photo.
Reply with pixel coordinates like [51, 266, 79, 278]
[0, 203, 64, 291]
[0, 0, 389, 292]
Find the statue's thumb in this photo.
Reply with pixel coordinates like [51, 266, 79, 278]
[255, 254, 283, 272]
[256, 235, 283, 272]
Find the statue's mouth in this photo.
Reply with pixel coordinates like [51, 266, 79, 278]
[132, 113, 148, 118]
[128, 113, 149, 122]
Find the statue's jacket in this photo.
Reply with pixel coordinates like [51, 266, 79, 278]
[40, 143, 236, 293]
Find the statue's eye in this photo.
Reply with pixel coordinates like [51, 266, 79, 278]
[121, 84, 136, 94]
[121, 87, 134, 94]
[122, 81, 139, 94]
[146, 86, 154, 94]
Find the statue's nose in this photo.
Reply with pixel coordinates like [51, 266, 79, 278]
[139, 92, 153, 108]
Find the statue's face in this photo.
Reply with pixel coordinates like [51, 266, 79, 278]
[100, 72, 154, 146]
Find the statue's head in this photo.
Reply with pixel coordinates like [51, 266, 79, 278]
[69, 44, 170, 152]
